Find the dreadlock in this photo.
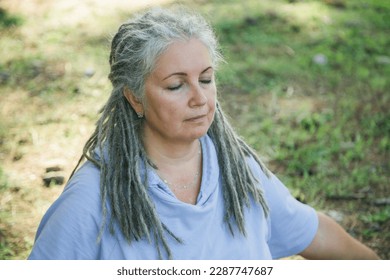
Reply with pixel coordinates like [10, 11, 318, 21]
[70, 6, 270, 259]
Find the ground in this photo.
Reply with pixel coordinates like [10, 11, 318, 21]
[0, 0, 388, 259]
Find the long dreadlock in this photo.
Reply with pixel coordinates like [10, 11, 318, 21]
[70, 7, 270, 259]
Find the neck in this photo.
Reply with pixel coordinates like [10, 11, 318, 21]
[142, 130, 203, 205]
[143, 135, 201, 168]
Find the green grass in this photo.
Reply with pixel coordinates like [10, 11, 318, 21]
[0, 8, 23, 28]
[0, 0, 388, 259]
[209, 1, 389, 182]
[0, 166, 8, 192]
[210, 0, 389, 256]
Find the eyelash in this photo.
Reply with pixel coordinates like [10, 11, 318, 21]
[201, 79, 212, 85]
[167, 80, 212, 91]
[167, 84, 182, 91]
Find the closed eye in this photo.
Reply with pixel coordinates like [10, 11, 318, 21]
[167, 84, 183, 91]
[200, 79, 212, 85]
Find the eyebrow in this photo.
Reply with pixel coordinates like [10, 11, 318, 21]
[162, 66, 213, 81]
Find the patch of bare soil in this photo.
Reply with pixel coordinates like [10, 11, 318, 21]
[0, 0, 172, 259]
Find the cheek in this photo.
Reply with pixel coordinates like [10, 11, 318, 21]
[207, 96, 217, 122]
[158, 99, 185, 122]
[208, 89, 217, 112]
[145, 89, 179, 119]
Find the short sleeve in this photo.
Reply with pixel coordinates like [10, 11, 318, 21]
[247, 158, 319, 259]
[28, 162, 103, 260]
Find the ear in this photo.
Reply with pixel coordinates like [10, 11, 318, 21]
[123, 87, 144, 116]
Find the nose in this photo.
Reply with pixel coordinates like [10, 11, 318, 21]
[189, 84, 207, 107]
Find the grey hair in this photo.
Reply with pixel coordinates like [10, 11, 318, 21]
[108, 6, 223, 102]
[71, 7, 270, 259]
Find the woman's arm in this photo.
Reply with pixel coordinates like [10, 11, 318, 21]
[299, 212, 380, 260]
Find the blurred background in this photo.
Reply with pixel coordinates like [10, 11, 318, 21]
[0, 0, 388, 259]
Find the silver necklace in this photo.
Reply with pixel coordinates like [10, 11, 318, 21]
[157, 143, 201, 191]
[162, 171, 200, 191]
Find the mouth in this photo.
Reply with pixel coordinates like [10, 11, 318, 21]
[185, 114, 207, 122]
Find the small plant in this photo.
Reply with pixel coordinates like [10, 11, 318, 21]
[0, 167, 8, 192]
[361, 208, 390, 225]
[0, 8, 23, 29]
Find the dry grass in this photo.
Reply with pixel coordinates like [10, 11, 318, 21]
[1, 0, 388, 259]
[0, 0, 173, 259]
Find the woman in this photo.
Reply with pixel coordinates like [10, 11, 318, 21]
[28, 7, 379, 260]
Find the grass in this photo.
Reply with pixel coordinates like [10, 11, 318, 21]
[0, 8, 23, 28]
[207, 0, 390, 256]
[0, 0, 389, 259]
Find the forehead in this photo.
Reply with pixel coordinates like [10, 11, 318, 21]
[152, 38, 213, 77]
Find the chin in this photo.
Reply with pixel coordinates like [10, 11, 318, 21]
[187, 128, 209, 141]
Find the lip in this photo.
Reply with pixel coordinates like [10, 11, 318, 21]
[185, 114, 207, 122]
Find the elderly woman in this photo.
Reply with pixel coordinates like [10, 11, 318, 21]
[28, 7, 379, 260]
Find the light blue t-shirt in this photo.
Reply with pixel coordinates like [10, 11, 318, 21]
[28, 135, 318, 260]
